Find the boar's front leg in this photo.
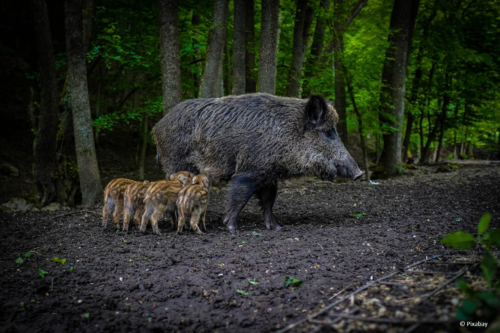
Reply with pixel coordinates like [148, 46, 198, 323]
[223, 173, 259, 234]
[256, 183, 282, 231]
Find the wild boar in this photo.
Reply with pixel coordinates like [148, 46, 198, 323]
[176, 174, 210, 234]
[102, 178, 136, 229]
[153, 93, 364, 233]
[122, 180, 151, 232]
[140, 171, 194, 235]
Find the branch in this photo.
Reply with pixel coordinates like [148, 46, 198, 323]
[346, 0, 368, 27]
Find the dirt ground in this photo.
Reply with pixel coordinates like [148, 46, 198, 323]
[0, 163, 499, 332]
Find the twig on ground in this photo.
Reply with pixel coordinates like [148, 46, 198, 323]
[323, 314, 449, 325]
[276, 255, 441, 333]
[328, 284, 354, 300]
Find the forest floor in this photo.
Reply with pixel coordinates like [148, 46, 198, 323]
[0, 162, 499, 332]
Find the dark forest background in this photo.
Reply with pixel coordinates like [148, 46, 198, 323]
[0, 0, 499, 208]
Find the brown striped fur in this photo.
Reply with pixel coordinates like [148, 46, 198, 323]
[176, 174, 210, 234]
[122, 180, 151, 232]
[140, 171, 194, 235]
[102, 178, 137, 229]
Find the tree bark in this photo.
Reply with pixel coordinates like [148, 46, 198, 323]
[224, 35, 231, 95]
[257, 0, 280, 95]
[65, 0, 102, 207]
[233, 0, 246, 95]
[421, 94, 449, 163]
[285, 0, 313, 97]
[158, 0, 182, 113]
[345, 68, 370, 181]
[199, 0, 229, 98]
[31, 0, 59, 206]
[333, 0, 348, 144]
[303, 1, 328, 96]
[378, 0, 420, 176]
[245, 0, 257, 93]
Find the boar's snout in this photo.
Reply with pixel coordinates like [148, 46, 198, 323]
[352, 169, 364, 181]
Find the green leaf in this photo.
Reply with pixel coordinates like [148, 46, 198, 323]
[252, 231, 262, 236]
[69, 266, 74, 271]
[459, 298, 480, 316]
[248, 279, 259, 285]
[81, 312, 90, 319]
[285, 276, 303, 290]
[39, 269, 48, 279]
[237, 289, 248, 296]
[456, 279, 474, 295]
[440, 231, 476, 249]
[54, 257, 66, 264]
[478, 291, 500, 308]
[478, 213, 491, 236]
[455, 217, 462, 222]
[15, 256, 24, 264]
[487, 229, 500, 247]
[480, 252, 497, 286]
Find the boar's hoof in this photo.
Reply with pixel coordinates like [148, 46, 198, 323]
[227, 225, 237, 234]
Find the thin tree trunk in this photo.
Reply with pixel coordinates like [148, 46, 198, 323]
[138, 114, 148, 181]
[285, 0, 313, 97]
[333, 0, 348, 144]
[421, 94, 449, 163]
[257, 0, 280, 95]
[378, 0, 420, 176]
[233, 0, 246, 95]
[224, 36, 231, 95]
[199, 0, 229, 98]
[345, 68, 370, 181]
[245, 0, 256, 93]
[303, 1, 328, 96]
[31, 0, 59, 206]
[191, 13, 201, 98]
[65, 0, 102, 207]
[435, 110, 446, 163]
[158, 0, 182, 114]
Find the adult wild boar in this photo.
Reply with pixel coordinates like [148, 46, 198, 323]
[153, 93, 364, 233]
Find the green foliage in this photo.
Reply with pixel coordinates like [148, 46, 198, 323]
[251, 231, 262, 237]
[285, 276, 303, 290]
[54, 257, 66, 264]
[248, 279, 259, 285]
[441, 213, 500, 322]
[350, 213, 367, 218]
[38, 269, 48, 279]
[236, 289, 248, 296]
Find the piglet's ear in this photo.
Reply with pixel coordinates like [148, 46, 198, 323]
[304, 95, 328, 131]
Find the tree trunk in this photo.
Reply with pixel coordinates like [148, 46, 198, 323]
[31, 0, 59, 206]
[224, 36, 231, 95]
[233, 0, 246, 95]
[345, 68, 370, 181]
[82, 0, 94, 54]
[245, 0, 256, 93]
[378, 0, 420, 176]
[199, 0, 229, 98]
[435, 110, 446, 163]
[158, 0, 182, 114]
[257, 0, 280, 95]
[333, 0, 348, 144]
[285, 0, 313, 97]
[191, 13, 201, 98]
[303, 1, 328, 96]
[65, 0, 102, 207]
[138, 114, 148, 181]
[421, 95, 449, 163]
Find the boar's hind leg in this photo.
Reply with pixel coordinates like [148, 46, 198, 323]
[223, 173, 259, 234]
[256, 183, 282, 231]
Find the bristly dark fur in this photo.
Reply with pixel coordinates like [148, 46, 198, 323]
[153, 93, 363, 233]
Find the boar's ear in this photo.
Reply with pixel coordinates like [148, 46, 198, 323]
[169, 174, 175, 181]
[304, 95, 328, 131]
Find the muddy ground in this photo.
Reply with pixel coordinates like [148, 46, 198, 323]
[0, 163, 499, 332]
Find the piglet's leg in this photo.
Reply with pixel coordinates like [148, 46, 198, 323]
[223, 173, 258, 234]
[256, 183, 282, 231]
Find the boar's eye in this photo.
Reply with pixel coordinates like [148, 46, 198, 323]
[321, 129, 339, 141]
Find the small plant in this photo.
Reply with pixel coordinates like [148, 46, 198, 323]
[248, 279, 259, 285]
[19, 302, 25, 311]
[16, 250, 42, 264]
[15, 255, 24, 264]
[38, 269, 49, 279]
[441, 213, 500, 322]
[81, 312, 90, 319]
[252, 231, 262, 236]
[285, 276, 303, 290]
[237, 289, 249, 296]
[54, 257, 66, 264]
[350, 213, 367, 218]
